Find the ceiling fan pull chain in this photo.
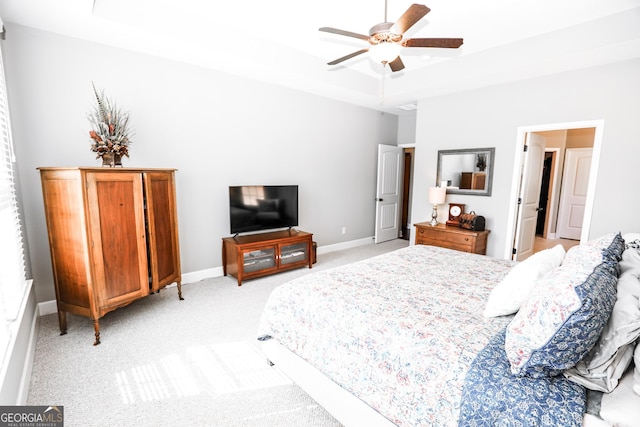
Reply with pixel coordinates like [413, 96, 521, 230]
[379, 68, 386, 105]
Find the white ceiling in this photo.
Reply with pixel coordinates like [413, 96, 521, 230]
[1, 0, 640, 114]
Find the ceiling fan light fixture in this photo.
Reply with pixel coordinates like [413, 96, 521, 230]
[369, 41, 402, 64]
[320, 4, 461, 72]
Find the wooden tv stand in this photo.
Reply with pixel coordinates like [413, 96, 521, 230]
[222, 229, 313, 286]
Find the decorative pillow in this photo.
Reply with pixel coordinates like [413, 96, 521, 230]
[562, 232, 623, 275]
[459, 328, 586, 427]
[484, 244, 565, 317]
[505, 233, 623, 378]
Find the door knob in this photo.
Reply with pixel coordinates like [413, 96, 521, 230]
[376, 198, 384, 202]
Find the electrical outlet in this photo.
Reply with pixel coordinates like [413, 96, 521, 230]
[341, 226, 347, 235]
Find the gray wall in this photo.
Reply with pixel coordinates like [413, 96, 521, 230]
[411, 58, 640, 258]
[3, 24, 398, 303]
[397, 112, 417, 145]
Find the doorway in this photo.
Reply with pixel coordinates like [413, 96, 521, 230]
[506, 121, 604, 260]
[556, 147, 593, 240]
[374, 144, 415, 243]
[374, 144, 404, 243]
[536, 152, 554, 236]
[401, 147, 414, 240]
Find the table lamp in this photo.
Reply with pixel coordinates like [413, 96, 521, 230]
[428, 186, 447, 226]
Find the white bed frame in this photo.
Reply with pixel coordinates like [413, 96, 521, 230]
[261, 339, 609, 427]
[261, 339, 395, 427]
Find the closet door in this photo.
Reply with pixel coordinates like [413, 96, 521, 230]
[144, 171, 181, 292]
[86, 171, 149, 313]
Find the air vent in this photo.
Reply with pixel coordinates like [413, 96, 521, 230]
[396, 103, 417, 111]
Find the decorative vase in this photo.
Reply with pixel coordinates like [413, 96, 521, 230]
[101, 152, 122, 167]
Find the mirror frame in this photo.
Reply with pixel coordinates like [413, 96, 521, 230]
[436, 147, 495, 196]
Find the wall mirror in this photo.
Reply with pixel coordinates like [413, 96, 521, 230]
[436, 147, 495, 196]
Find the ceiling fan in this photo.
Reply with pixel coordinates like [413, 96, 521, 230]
[319, 2, 463, 72]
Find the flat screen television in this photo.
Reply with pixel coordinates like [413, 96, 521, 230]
[229, 185, 299, 234]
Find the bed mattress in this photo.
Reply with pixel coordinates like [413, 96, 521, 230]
[258, 245, 515, 426]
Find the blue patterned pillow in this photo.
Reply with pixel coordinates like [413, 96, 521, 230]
[505, 233, 623, 378]
[459, 328, 586, 426]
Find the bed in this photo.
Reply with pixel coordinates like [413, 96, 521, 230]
[257, 232, 640, 426]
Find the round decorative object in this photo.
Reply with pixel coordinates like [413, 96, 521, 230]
[446, 203, 465, 226]
[101, 152, 122, 167]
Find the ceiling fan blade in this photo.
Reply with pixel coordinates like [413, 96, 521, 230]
[319, 27, 370, 41]
[391, 4, 430, 35]
[388, 56, 405, 72]
[327, 49, 369, 66]
[402, 38, 464, 48]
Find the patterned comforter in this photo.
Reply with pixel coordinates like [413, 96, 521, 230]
[257, 245, 515, 426]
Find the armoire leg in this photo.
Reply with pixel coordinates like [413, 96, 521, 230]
[93, 320, 101, 346]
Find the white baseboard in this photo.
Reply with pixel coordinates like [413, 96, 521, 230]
[37, 237, 375, 316]
[181, 267, 223, 284]
[37, 300, 57, 317]
[38, 268, 223, 316]
[316, 236, 375, 255]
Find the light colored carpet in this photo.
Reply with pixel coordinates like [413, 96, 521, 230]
[27, 238, 409, 427]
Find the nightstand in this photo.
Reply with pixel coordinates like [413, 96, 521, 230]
[414, 222, 489, 255]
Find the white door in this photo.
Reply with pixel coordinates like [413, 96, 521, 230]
[513, 133, 546, 261]
[374, 144, 403, 243]
[557, 148, 592, 240]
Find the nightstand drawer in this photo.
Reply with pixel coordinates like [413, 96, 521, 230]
[414, 223, 489, 255]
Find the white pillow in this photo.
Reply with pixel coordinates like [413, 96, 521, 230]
[564, 293, 640, 392]
[484, 244, 565, 317]
[623, 232, 640, 245]
[601, 368, 640, 426]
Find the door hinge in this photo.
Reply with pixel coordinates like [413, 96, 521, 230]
[523, 145, 529, 152]
[512, 248, 517, 255]
[517, 197, 522, 205]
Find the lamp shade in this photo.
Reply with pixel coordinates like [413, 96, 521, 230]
[428, 186, 446, 204]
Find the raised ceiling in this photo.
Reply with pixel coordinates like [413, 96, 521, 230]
[1, 0, 640, 114]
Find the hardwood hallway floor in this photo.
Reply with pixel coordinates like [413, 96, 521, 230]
[533, 236, 579, 253]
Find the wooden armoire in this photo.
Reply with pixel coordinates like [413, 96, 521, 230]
[38, 167, 183, 345]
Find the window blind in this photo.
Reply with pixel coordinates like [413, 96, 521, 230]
[0, 30, 27, 366]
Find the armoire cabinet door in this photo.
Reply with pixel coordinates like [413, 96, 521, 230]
[144, 171, 181, 292]
[39, 169, 93, 316]
[86, 171, 149, 313]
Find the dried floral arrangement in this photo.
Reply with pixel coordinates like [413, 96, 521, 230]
[88, 83, 133, 158]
